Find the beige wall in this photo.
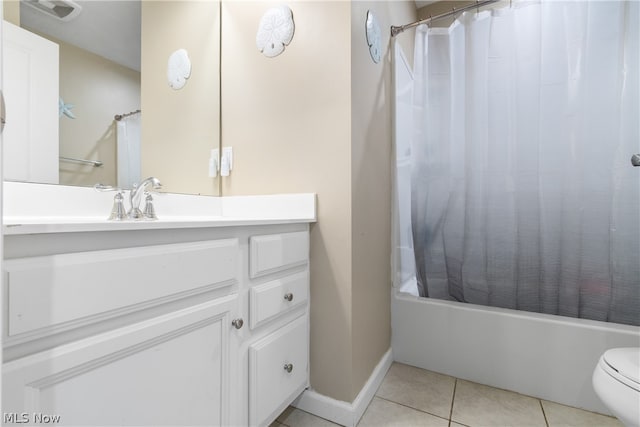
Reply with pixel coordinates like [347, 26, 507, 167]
[417, 0, 474, 21]
[3, 1, 20, 26]
[141, 1, 220, 196]
[222, 0, 354, 401]
[222, 0, 415, 402]
[53, 39, 140, 188]
[350, 0, 416, 398]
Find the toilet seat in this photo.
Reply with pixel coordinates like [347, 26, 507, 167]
[600, 348, 640, 392]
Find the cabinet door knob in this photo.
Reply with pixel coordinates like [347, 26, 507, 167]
[283, 363, 293, 373]
[231, 318, 244, 329]
[284, 293, 294, 302]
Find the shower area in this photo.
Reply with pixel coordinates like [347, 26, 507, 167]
[391, 0, 639, 414]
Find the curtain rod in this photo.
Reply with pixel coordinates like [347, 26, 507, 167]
[114, 109, 141, 121]
[391, 0, 500, 37]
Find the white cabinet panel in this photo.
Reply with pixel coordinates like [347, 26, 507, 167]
[249, 231, 309, 278]
[2, 21, 59, 184]
[3, 296, 237, 426]
[249, 315, 308, 427]
[249, 271, 308, 329]
[5, 239, 238, 336]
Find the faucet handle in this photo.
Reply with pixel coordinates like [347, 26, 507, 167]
[108, 192, 127, 221]
[142, 193, 158, 220]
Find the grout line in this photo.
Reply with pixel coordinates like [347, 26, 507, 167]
[374, 396, 450, 424]
[448, 378, 458, 427]
[540, 399, 550, 427]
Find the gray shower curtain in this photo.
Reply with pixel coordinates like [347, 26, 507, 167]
[411, 1, 639, 326]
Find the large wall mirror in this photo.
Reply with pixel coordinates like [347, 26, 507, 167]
[3, 0, 221, 196]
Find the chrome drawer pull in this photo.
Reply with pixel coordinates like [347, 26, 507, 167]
[284, 293, 294, 302]
[283, 363, 293, 373]
[231, 318, 244, 329]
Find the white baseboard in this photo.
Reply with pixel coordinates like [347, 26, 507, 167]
[293, 348, 393, 427]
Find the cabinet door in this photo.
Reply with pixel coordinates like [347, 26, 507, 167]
[3, 295, 238, 426]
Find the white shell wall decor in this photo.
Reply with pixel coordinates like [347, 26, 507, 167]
[167, 49, 192, 90]
[256, 5, 295, 58]
[366, 10, 382, 64]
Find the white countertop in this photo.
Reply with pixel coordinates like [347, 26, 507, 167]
[3, 216, 314, 235]
[3, 182, 316, 235]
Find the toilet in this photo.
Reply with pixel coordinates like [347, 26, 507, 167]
[592, 347, 640, 427]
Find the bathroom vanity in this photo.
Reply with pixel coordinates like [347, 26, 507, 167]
[2, 182, 316, 427]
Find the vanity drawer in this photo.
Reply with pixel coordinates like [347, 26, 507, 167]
[249, 231, 308, 278]
[4, 239, 238, 337]
[249, 315, 308, 427]
[249, 272, 308, 329]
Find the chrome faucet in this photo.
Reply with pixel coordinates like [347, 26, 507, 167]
[129, 177, 162, 219]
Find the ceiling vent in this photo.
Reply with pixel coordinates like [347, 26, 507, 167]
[22, 0, 82, 22]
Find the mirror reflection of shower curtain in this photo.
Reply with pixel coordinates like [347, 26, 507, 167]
[411, 1, 639, 325]
[116, 112, 141, 190]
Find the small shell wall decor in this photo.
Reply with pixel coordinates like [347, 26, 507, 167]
[167, 49, 192, 90]
[256, 5, 295, 58]
[366, 10, 382, 64]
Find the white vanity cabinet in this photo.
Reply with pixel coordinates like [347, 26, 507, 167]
[2, 223, 311, 427]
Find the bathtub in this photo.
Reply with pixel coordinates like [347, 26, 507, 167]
[391, 278, 640, 415]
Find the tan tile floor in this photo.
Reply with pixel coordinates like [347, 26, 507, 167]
[272, 362, 624, 427]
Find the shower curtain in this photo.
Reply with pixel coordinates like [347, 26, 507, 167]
[411, 1, 639, 326]
[116, 112, 142, 190]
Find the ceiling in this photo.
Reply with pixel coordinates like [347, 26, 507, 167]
[20, 0, 141, 72]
